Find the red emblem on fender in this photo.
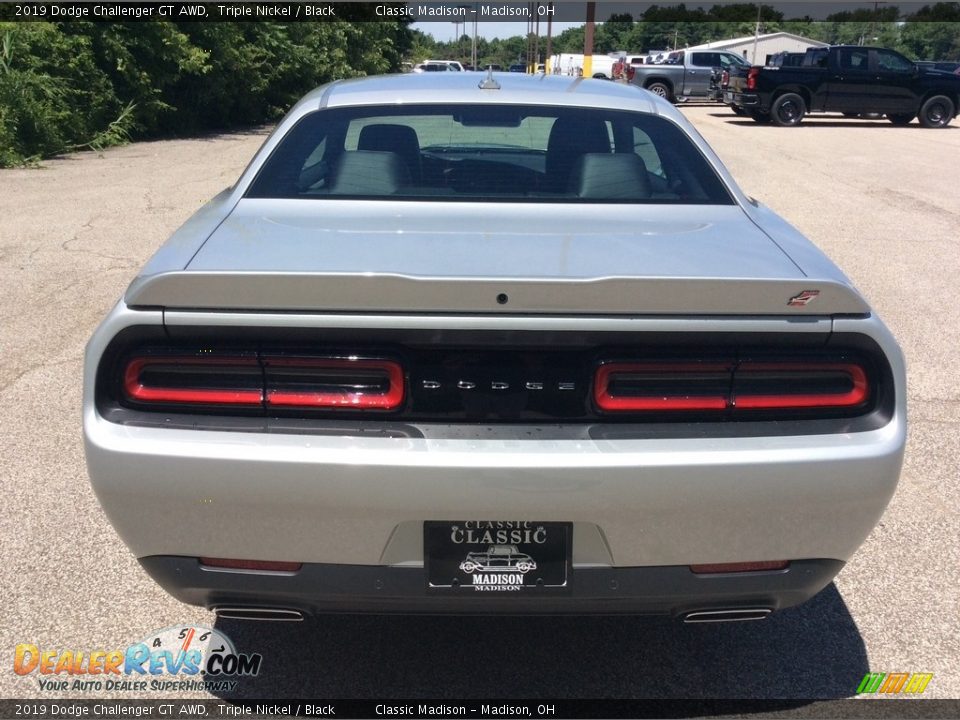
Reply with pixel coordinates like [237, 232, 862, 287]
[788, 290, 820, 307]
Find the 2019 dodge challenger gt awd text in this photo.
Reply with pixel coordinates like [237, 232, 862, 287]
[83, 73, 905, 622]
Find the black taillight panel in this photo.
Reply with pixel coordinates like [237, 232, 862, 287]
[96, 326, 894, 432]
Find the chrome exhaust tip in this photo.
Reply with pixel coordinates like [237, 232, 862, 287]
[213, 607, 304, 622]
[682, 608, 772, 623]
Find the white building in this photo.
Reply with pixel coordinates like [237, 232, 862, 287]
[685, 32, 829, 65]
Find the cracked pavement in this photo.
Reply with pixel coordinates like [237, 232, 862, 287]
[0, 109, 957, 702]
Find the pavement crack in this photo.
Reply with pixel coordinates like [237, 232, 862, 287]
[0, 356, 81, 395]
[60, 215, 139, 264]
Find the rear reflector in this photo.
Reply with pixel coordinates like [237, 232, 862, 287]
[199, 557, 302, 573]
[690, 561, 789, 574]
[263, 357, 404, 410]
[594, 360, 869, 414]
[123, 356, 263, 406]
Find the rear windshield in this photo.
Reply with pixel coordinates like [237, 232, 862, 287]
[246, 104, 734, 205]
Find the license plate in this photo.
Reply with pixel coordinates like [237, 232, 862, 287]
[724, 91, 734, 103]
[425, 521, 571, 592]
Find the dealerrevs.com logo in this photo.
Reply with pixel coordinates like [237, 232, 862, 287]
[13, 626, 262, 693]
[857, 672, 933, 695]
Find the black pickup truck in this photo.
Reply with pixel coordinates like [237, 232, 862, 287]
[727, 45, 960, 127]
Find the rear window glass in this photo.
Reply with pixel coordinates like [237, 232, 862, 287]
[246, 104, 734, 204]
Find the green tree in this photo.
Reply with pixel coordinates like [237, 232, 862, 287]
[595, 13, 634, 53]
[547, 25, 582, 54]
[0, 19, 414, 166]
[0, 23, 124, 164]
[899, 22, 960, 59]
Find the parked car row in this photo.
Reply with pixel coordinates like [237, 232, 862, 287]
[412, 60, 465, 73]
[716, 45, 960, 128]
[630, 50, 751, 101]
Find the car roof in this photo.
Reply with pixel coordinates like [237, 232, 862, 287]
[293, 72, 664, 117]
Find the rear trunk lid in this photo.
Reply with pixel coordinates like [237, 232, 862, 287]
[125, 200, 869, 315]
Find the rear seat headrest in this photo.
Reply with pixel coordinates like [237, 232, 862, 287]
[570, 154, 651, 199]
[330, 151, 411, 195]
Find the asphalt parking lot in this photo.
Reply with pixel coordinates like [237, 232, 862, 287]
[1, 105, 958, 702]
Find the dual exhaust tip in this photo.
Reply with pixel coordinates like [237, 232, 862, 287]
[212, 606, 771, 623]
[214, 607, 304, 622]
[682, 608, 772, 623]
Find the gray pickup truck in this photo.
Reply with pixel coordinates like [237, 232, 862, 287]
[631, 50, 751, 102]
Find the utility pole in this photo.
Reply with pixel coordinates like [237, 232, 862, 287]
[751, 4, 761, 64]
[546, 2, 553, 73]
[869, 1, 887, 45]
[534, 5, 541, 72]
[583, 1, 595, 77]
[527, 6, 534, 72]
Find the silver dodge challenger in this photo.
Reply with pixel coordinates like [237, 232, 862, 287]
[84, 73, 905, 622]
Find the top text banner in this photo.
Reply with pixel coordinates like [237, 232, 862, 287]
[3, 1, 956, 23]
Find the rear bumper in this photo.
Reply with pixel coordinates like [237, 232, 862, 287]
[85, 416, 904, 568]
[731, 92, 762, 108]
[141, 556, 844, 616]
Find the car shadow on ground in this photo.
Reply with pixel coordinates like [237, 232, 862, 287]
[719, 117, 956, 129]
[206, 583, 866, 700]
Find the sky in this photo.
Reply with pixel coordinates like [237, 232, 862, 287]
[412, 1, 941, 42]
[415, 21, 585, 41]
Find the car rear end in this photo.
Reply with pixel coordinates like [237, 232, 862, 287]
[83, 75, 905, 620]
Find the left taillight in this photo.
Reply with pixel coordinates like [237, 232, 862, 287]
[263, 357, 404, 410]
[123, 356, 263, 407]
[122, 354, 405, 412]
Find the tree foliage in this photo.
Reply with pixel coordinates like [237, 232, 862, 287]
[0, 18, 411, 166]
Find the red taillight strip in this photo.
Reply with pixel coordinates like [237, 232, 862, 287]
[264, 357, 404, 410]
[594, 362, 732, 412]
[733, 362, 869, 409]
[123, 357, 263, 406]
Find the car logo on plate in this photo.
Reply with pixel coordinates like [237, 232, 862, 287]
[459, 545, 537, 591]
[788, 290, 820, 307]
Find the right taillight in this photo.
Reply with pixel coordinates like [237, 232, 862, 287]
[594, 362, 733, 412]
[746, 67, 760, 91]
[732, 362, 868, 410]
[594, 359, 870, 415]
